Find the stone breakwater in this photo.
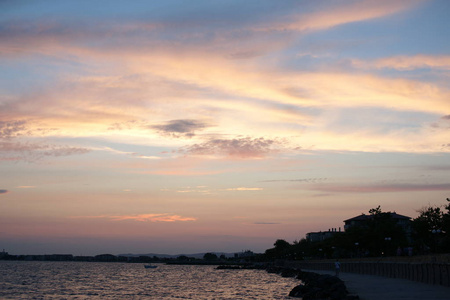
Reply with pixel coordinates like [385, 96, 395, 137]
[267, 266, 359, 300]
[217, 265, 359, 300]
[290, 260, 450, 287]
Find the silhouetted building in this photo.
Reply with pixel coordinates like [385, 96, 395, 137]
[343, 212, 411, 232]
[307, 228, 342, 242]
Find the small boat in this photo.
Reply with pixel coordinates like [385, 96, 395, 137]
[144, 264, 157, 269]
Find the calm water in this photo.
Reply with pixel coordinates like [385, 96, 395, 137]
[0, 261, 299, 299]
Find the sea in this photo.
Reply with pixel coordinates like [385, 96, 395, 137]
[0, 261, 299, 299]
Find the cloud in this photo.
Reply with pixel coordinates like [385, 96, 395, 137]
[101, 147, 161, 160]
[182, 137, 288, 159]
[259, 0, 423, 32]
[0, 189, 9, 194]
[0, 141, 90, 162]
[253, 222, 281, 225]
[71, 213, 197, 222]
[225, 187, 263, 191]
[0, 0, 447, 156]
[111, 214, 197, 222]
[0, 120, 28, 139]
[430, 115, 450, 129]
[107, 120, 142, 131]
[352, 55, 450, 71]
[310, 183, 450, 194]
[151, 119, 211, 138]
[262, 178, 328, 183]
[175, 187, 211, 194]
[422, 165, 450, 171]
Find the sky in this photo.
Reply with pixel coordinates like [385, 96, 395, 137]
[1, 0, 449, 256]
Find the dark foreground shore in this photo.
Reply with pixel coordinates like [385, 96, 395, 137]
[217, 264, 359, 300]
[302, 269, 450, 300]
[218, 262, 450, 299]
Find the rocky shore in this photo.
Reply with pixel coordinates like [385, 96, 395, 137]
[217, 264, 360, 300]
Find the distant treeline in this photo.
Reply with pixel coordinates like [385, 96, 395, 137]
[0, 253, 162, 263]
[0, 251, 258, 264]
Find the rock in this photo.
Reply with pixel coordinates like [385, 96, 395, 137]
[266, 266, 280, 273]
[281, 268, 299, 277]
[287, 269, 357, 300]
[289, 284, 307, 297]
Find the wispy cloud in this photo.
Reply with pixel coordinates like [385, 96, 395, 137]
[310, 183, 450, 193]
[259, 0, 423, 32]
[70, 213, 197, 222]
[253, 222, 281, 225]
[0, 141, 90, 162]
[352, 55, 450, 71]
[0, 119, 91, 162]
[0, 189, 9, 194]
[0, 120, 28, 139]
[101, 147, 161, 160]
[225, 187, 263, 191]
[262, 178, 328, 183]
[175, 186, 212, 194]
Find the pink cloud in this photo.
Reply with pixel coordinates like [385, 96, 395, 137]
[182, 137, 288, 159]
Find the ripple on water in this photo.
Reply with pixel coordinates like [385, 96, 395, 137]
[0, 261, 299, 299]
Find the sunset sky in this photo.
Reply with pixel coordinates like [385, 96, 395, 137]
[1, 0, 449, 256]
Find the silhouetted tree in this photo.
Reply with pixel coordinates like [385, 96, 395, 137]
[412, 199, 450, 253]
[274, 239, 291, 250]
[203, 252, 218, 260]
[177, 255, 190, 261]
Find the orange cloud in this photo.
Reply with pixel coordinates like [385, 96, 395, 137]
[71, 213, 197, 222]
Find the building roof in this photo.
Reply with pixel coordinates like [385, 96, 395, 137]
[344, 212, 411, 223]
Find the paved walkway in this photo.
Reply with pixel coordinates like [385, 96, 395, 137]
[302, 269, 450, 300]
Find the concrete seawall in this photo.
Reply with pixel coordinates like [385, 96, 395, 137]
[281, 260, 450, 287]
